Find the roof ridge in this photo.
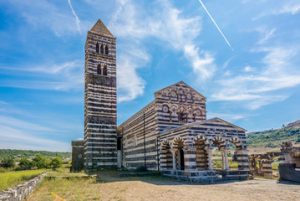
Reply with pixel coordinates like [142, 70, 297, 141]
[90, 19, 114, 37]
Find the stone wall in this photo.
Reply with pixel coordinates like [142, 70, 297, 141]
[0, 173, 45, 201]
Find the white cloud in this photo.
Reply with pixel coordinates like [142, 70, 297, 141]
[244, 65, 254, 72]
[0, 115, 54, 132]
[6, 0, 89, 36]
[276, 3, 300, 15]
[0, 125, 69, 151]
[117, 43, 149, 102]
[253, 2, 300, 20]
[110, 0, 215, 101]
[212, 46, 300, 110]
[256, 28, 276, 45]
[0, 60, 83, 91]
[208, 112, 247, 121]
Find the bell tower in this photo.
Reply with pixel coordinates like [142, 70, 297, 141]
[84, 20, 117, 170]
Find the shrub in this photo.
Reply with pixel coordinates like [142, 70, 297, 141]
[50, 157, 62, 170]
[18, 158, 33, 170]
[1, 157, 15, 168]
[32, 154, 50, 169]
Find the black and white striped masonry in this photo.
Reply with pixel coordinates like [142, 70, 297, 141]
[84, 20, 117, 170]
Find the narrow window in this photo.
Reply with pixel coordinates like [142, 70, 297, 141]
[96, 43, 99, 53]
[100, 44, 104, 54]
[105, 45, 109, 55]
[97, 64, 102, 75]
[103, 65, 107, 76]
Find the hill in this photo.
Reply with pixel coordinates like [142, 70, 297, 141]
[0, 149, 71, 160]
[247, 120, 300, 148]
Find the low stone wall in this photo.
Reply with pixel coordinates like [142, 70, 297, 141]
[0, 173, 46, 201]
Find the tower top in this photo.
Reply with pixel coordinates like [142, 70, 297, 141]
[90, 19, 114, 37]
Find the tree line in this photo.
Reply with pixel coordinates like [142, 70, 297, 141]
[0, 154, 63, 171]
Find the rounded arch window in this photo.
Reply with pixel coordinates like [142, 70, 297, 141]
[97, 64, 102, 74]
[100, 44, 104, 54]
[103, 65, 108, 76]
[177, 112, 187, 123]
[96, 43, 99, 53]
[105, 45, 109, 55]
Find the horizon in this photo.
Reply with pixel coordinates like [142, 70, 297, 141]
[0, 0, 300, 151]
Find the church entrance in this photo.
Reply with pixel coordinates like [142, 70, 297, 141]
[176, 148, 185, 170]
[179, 149, 185, 170]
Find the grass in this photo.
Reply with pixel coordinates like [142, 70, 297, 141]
[28, 168, 100, 201]
[29, 177, 99, 201]
[0, 169, 45, 191]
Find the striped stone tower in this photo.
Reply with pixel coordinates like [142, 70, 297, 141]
[84, 20, 117, 170]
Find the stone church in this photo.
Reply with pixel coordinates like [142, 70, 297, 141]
[71, 20, 250, 181]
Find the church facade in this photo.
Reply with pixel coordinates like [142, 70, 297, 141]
[72, 20, 249, 181]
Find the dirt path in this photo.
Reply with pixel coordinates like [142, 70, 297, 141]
[28, 172, 300, 201]
[98, 177, 300, 201]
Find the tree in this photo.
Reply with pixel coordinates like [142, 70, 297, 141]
[50, 157, 62, 170]
[18, 158, 33, 170]
[32, 154, 50, 169]
[1, 157, 15, 168]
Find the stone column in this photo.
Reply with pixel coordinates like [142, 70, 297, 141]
[236, 148, 250, 171]
[206, 144, 213, 170]
[223, 149, 230, 171]
[172, 150, 176, 171]
[261, 159, 273, 179]
[184, 147, 197, 171]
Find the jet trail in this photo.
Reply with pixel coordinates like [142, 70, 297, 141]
[198, 0, 233, 50]
[68, 0, 81, 34]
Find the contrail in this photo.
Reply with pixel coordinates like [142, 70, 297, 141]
[67, 0, 81, 34]
[197, 0, 233, 50]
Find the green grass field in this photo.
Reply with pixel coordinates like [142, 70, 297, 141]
[0, 169, 45, 191]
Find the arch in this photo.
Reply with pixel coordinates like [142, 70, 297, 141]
[103, 65, 107, 76]
[229, 137, 249, 171]
[172, 137, 185, 170]
[105, 45, 109, 55]
[97, 64, 102, 75]
[211, 135, 226, 170]
[100, 44, 104, 54]
[96, 43, 100, 53]
[226, 140, 240, 170]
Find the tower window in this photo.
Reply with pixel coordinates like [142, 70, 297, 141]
[103, 65, 107, 76]
[100, 44, 104, 54]
[105, 45, 109, 55]
[97, 64, 102, 75]
[96, 43, 99, 53]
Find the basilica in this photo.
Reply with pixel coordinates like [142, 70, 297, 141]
[71, 20, 250, 182]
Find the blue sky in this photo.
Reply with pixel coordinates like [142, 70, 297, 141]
[0, 0, 300, 151]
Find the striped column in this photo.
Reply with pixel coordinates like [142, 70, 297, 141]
[236, 149, 250, 171]
[184, 148, 197, 171]
[261, 159, 273, 178]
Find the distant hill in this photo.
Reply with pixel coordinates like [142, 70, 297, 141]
[248, 120, 300, 148]
[0, 149, 71, 160]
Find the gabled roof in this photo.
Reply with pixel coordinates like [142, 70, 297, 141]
[155, 81, 206, 99]
[161, 117, 246, 135]
[202, 117, 246, 132]
[90, 19, 114, 37]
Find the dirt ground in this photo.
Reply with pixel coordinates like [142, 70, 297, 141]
[28, 171, 300, 201]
